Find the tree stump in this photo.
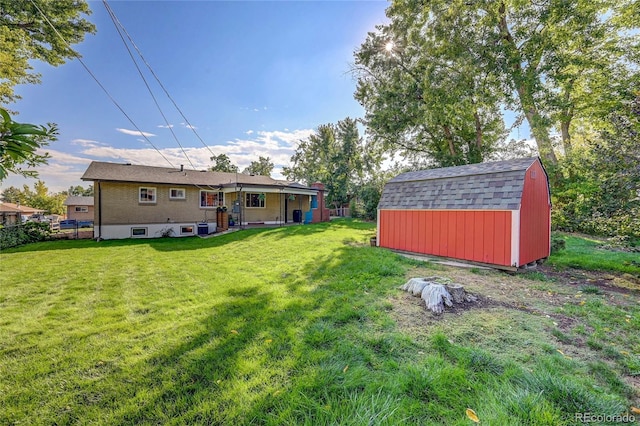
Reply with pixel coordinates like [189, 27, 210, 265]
[400, 277, 477, 314]
[445, 283, 466, 304]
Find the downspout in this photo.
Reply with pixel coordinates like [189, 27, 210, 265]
[97, 181, 102, 241]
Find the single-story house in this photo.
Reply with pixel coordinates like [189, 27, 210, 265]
[376, 157, 551, 269]
[64, 196, 94, 224]
[0, 202, 45, 225]
[81, 161, 330, 240]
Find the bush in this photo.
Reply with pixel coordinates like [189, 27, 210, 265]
[0, 222, 52, 249]
[550, 233, 566, 254]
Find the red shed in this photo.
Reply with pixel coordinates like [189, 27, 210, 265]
[376, 157, 551, 269]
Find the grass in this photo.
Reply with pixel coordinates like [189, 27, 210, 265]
[548, 233, 640, 276]
[1, 220, 638, 425]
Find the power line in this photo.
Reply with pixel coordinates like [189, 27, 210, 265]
[28, 0, 176, 169]
[102, 0, 217, 159]
[102, 0, 198, 171]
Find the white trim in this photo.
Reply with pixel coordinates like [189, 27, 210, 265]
[510, 210, 520, 267]
[180, 225, 194, 235]
[229, 186, 317, 196]
[139, 187, 157, 203]
[377, 208, 516, 212]
[241, 220, 282, 225]
[376, 209, 380, 246]
[245, 192, 266, 209]
[200, 189, 224, 209]
[131, 227, 148, 237]
[169, 187, 186, 200]
[94, 223, 213, 240]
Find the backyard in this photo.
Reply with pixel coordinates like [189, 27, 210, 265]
[0, 219, 638, 425]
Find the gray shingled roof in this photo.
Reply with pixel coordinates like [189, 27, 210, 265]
[81, 161, 313, 191]
[64, 196, 94, 206]
[378, 157, 541, 211]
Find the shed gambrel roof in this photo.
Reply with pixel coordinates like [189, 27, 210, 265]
[378, 157, 543, 211]
[81, 161, 315, 192]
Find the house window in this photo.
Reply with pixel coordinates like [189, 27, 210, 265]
[74, 206, 89, 213]
[170, 188, 186, 200]
[245, 193, 265, 208]
[180, 226, 194, 235]
[139, 187, 156, 203]
[131, 227, 147, 237]
[311, 195, 318, 209]
[200, 190, 224, 208]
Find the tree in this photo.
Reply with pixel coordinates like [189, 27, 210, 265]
[0, 107, 57, 181]
[66, 184, 93, 196]
[210, 154, 239, 173]
[354, 0, 639, 166]
[1, 180, 66, 215]
[283, 117, 381, 208]
[552, 93, 640, 240]
[0, 186, 24, 204]
[0, 0, 96, 105]
[243, 156, 274, 176]
[354, 6, 506, 167]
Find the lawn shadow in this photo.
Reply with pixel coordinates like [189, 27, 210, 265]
[103, 240, 394, 423]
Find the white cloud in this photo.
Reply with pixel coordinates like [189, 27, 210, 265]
[0, 128, 316, 194]
[157, 124, 174, 129]
[71, 139, 104, 147]
[180, 123, 197, 130]
[116, 128, 156, 137]
[245, 130, 254, 135]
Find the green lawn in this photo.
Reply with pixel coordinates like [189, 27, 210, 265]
[548, 233, 640, 276]
[1, 220, 637, 425]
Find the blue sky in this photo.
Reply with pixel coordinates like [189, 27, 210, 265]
[3, 0, 390, 193]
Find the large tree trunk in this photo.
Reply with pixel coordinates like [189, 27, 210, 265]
[497, 2, 557, 165]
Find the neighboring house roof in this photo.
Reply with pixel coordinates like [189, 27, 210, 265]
[64, 196, 94, 206]
[81, 161, 316, 192]
[0, 202, 45, 214]
[378, 157, 545, 211]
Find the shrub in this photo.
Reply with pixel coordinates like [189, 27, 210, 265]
[0, 222, 52, 249]
[550, 233, 566, 254]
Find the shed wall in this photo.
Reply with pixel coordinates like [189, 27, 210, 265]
[378, 210, 513, 266]
[519, 161, 551, 265]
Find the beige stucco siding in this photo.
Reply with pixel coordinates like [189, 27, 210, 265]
[67, 206, 94, 221]
[95, 182, 314, 226]
[97, 182, 214, 225]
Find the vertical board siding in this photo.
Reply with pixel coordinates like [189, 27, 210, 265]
[519, 161, 551, 265]
[378, 210, 513, 266]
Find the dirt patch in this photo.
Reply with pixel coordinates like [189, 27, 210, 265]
[389, 262, 640, 400]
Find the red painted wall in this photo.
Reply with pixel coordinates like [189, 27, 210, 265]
[519, 161, 551, 265]
[378, 210, 512, 266]
[310, 182, 330, 223]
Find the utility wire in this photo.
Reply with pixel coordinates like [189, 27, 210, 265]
[28, 0, 176, 169]
[102, 0, 198, 171]
[102, 0, 217, 159]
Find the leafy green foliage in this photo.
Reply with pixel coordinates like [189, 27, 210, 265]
[0, 107, 57, 180]
[353, 0, 639, 167]
[243, 155, 273, 176]
[551, 233, 566, 254]
[0, 221, 51, 249]
[210, 153, 239, 173]
[551, 94, 640, 241]
[0, 0, 95, 104]
[66, 184, 93, 197]
[284, 118, 381, 208]
[0, 181, 66, 215]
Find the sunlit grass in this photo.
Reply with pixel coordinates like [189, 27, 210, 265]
[1, 220, 637, 424]
[548, 234, 640, 276]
